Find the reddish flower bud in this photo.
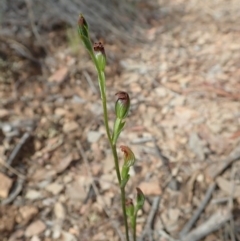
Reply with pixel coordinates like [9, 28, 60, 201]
[78, 15, 88, 29]
[115, 91, 130, 119]
[77, 14, 92, 53]
[120, 145, 135, 167]
[93, 42, 106, 71]
[78, 14, 89, 38]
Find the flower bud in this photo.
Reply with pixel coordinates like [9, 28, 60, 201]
[136, 187, 145, 210]
[78, 14, 89, 38]
[93, 42, 106, 71]
[120, 145, 135, 168]
[125, 198, 134, 217]
[115, 91, 130, 119]
[78, 15, 92, 53]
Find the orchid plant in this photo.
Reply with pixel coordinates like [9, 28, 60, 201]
[78, 15, 145, 241]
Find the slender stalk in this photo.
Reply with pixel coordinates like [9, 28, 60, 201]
[121, 187, 130, 241]
[95, 57, 130, 241]
[133, 214, 137, 241]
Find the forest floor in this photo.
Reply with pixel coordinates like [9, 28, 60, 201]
[1, 0, 240, 241]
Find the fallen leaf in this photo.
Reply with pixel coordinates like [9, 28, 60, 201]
[25, 190, 42, 200]
[54, 202, 66, 220]
[45, 182, 64, 195]
[25, 220, 46, 237]
[0, 109, 9, 118]
[138, 181, 162, 196]
[216, 176, 240, 198]
[56, 154, 73, 174]
[18, 206, 38, 225]
[63, 121, 79, 133]
[0, 172, 13, 198]
[48, 67, 68, 83]
[87, 131, 102, 143]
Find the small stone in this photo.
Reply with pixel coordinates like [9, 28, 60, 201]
[30, 236, 41, 241]
[54, 108, 66, 117]
[0, 172, 13, 198]
[87, 131, 102, 143]
[2, 124, 12, 133]
[48, 67, 68, 83]
[18, 206, 38, 224]
[25, 190, 42, 200]
[63, 175, 73, 184]
[54, 202, 66, 220]
[52, 222, 62, 239]
[25, 220, 46, 237]
[45, 183, 64, 195]
[0, 109, 9, 118]
[44, 229, 51, 237]
[63, 121, 79, 133]
[61, 231, 77, 241]
[138, 181, 162, 196]
[66, 181, 87, 201]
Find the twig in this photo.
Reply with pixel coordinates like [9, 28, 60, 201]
[180, 145, 240, 238]
[25, 0, 47, 52]
[0, 158, 26, 180]
[211, 146, 240, 179]
[76, 141, 125, 241]
[158, 230, 179, 241]
[7, 132, 30, 166]
[1, 179, 25, 205]
[228, 166, 236, 241]
[139, 196, 161, 241]
[183, 209, 232, 241]
[179, 182, 217, 238]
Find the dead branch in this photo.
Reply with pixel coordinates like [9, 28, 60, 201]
[139, 196, 161, 241]
[7, 132, 30, 166]
[179, 182, 217, 238]
[1, 179, 25, 205]
[182, 209, 232, 241]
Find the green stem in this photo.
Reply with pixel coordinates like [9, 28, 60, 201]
[95, 57, 129, 241]
[133, 214, 137, 241]
[121, 187, 130, 241]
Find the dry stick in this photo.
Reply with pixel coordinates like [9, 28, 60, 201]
[180, 146, 240, 239]
[179, 182, 217, 238]
[211, 146, 240, 179]
[0, 158, 26, 180]
[183, 209, 232, 241]
[228, 166, 236, 241]
[7, 132, 30, 166]
[158, 230, 179, 241]
[76, 141, 125, 241]
[1, 179, 25, 205]
[0, 133, 30, 205]
[139, 196, 161, 241]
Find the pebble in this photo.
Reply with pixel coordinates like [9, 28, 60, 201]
[25, 190, 42, 200]
[45, 183, 64, 195]
[87, 131, 102, 143]
[25, 220, 46, 237]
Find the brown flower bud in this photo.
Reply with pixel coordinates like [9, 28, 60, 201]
[120, 145, 135, 167]
[115, 91, 130, 119]
[93, 42, 106, 71]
